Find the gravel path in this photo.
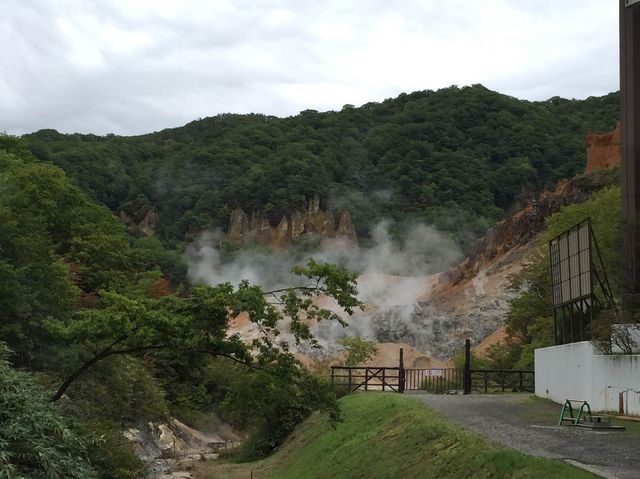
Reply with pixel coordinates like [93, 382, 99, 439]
[412, 393, 640, 479]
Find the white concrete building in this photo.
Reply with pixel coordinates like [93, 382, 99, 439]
[535, 341, 640, 415]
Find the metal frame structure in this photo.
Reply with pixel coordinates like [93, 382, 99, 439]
[621, 1, 640, 306]
[549, 219, 615, 345]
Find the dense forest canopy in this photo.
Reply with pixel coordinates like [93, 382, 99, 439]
[23, 84, 619, 249]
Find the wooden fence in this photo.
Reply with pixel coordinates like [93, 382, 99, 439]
[470, 369, 535, 393]
[330, 366, 403, 392]
[329, 340, 535, 394]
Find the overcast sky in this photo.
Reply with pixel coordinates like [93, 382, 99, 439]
[1, 0, 619, 136]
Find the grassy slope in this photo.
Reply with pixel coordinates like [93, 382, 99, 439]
[196, 393, 597, 479]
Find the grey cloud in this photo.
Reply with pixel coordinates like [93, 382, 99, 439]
[1, 0, 619, 136]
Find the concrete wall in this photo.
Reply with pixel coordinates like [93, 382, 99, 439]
[535, 341, 640, 415]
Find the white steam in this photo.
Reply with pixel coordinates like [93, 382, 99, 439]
[187, 230, 299, 291]
[186, 221, 463, 357]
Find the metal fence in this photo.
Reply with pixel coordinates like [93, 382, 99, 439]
[404, 368, 464, 392]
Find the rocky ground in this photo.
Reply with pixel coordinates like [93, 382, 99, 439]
[124, 418, 241, 478]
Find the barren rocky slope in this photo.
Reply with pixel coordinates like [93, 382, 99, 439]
[335, 173, 617, 361]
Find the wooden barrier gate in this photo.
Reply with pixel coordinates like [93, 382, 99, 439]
[331, 347, 407, 393]
[330, 366, 404, 392]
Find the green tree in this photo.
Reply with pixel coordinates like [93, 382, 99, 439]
[0, 149, 145, 366]
[46, 259, 359, 402]
[337, 336, 378, 366]
[220, 353, 339, 459]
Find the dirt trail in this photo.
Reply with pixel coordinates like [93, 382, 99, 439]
[413, 393, 640, 479]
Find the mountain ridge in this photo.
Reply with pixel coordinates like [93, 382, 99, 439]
[22, 84, 619, 250]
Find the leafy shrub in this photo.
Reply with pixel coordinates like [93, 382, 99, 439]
[83, 421, 147, 479]
[0, 343, 94, 478]
[220, 355, 339, 460]
[336, 336, 378, 366]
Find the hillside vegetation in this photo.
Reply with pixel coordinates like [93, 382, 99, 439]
[23, 85, 618, 248]
[195, 393, 597, 479]
[0, 136, 359, 476]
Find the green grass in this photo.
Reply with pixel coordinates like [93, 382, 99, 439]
[266, 393, 598, 479]
[197, 393, 597, 479]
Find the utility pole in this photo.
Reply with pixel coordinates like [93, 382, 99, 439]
[620, 0, 640, 307]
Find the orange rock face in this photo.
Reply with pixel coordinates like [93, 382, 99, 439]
[585, 124, 620, 173]
[226, 195, 358, 249]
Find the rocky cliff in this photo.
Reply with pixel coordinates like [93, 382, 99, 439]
[125, 417, 241, 478]
[119, 196, 158, 236]
[226, 195, 358, 249]
[120, 209, 157, 236]
[443, 125, 619, 289]
[439, 179, 584, 289]
[585, 124, 620, 173]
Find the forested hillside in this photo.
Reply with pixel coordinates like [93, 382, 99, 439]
[2, 83, 623, 476]
[0, 136, 359, 476]
[23, 85, 619, 249]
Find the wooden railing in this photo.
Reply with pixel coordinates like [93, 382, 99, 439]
[470, 369, 535, 393]
[329, 342, 535, 395]
[330, 366, 403, 392]
[331, 366, 534, 394]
